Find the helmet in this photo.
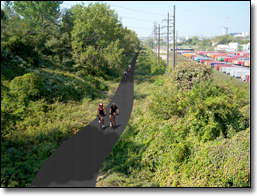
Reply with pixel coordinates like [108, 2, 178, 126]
[112, 103, 115, 106]
[99, 103, 103, 106]
[129, 64, 131, 68]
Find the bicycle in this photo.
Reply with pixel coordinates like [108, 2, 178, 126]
[111, 113, 119, 129]
[124, 71, 128, 79]
[128, 68, 132, 75]
[97, 114, 106, 131]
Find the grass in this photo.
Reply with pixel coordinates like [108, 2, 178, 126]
[1, 49, 132, 187]
[96, 47, 250, 187]
[2, 45, 249, 187]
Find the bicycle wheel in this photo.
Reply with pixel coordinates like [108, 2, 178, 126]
[113, 120, 116, 129]
[100, 116, 103, 131]
[112, 116, 116, 129]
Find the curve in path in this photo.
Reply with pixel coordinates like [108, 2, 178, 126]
[30, 47, 141, 187]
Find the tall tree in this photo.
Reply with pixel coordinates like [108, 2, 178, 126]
[214, 34, 233, 44]
[12, 1, 63, 32]
[70, 2, 125, 76]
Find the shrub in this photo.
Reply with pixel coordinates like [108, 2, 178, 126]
[2, 36, 39, 67]
[170, 62, 213, 92]
[9, 72, 45, 105]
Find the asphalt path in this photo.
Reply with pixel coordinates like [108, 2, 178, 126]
[30, 47, 141, 187]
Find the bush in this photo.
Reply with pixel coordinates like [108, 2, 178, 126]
[149, 65, 249, 143]
[9, 72, 45, 105]
[2, 36, 39, 67]
[171, 62, 213, 92]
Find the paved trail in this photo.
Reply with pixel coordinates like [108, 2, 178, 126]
[30, 48, 141, 187]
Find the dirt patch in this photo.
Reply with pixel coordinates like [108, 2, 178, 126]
[101, 91, 109, 94]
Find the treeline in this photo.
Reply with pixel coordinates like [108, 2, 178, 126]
[1, 1, 140, 76]
[144, 34, 249, 50]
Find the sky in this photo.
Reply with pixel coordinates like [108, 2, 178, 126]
[58, 1, 251, 38]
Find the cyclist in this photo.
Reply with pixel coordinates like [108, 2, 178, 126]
[128, 64, 132, 75]
[109, 103, 119, 127]
[97, 103, 106, 128]
[124, 71, 127, 78]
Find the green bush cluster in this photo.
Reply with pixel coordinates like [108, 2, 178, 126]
[9, 72, 45, 105]
[99, 50, 250, 187]
[171, 62, 213, 91]
[2, 36, 39, 67]
[149, 63, 249, 142]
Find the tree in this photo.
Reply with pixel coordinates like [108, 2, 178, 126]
[13, 1, 63, 32]
[45, 23, 72, 65]
[45, 8, 74, 66]
[60, 8, 75, 39]
[145, 38, 154, 48]
[214, 34, 233, 44]
[201, 39, 212, 47]
[120, 27, 140, 53]
[186, 38, 192, 45]
[71, 2, 125, 76]
[1, 9, 7, 21]
[191, 36, 199, 45]
[1, 2, 41, 68]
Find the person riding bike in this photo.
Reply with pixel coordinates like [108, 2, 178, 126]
[124, 71, 127, 78]
[128, 64, 132, 75]
[109, 103, 119, 127]
[97, 103, 106, 128]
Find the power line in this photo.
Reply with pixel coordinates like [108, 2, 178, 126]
[120, 16, 153, 23]
[160, 2, 249, 21]
[58, 2, 250, 35]
[62, 2, 154, 23]
[98, 1, 166, 16]
[179, 20, 248, 32]
[179, 9, 248, 21]
[126, 26, 152, 30]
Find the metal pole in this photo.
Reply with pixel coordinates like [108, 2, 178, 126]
[158, 24, 160, 65]
[176, 30, 178, 65]
[155, 23, 157, 60]
[166, 13, 169, 76]
[172, 6, 175, 69]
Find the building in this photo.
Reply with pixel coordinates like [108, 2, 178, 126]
[242, 43, 250, 51]
[229, 32, 241, 37]
[216, 44, 229, 49]
[176, 38, 182, 43]
[223, 27, 228, 35]
[229, 42, 239, 50]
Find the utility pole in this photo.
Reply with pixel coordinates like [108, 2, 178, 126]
[173, 5, 176, 70]
[167, 13, 169, 75]
[176, 30, 178, 65]
[162, 12, 173, 76]
[154, 22, 157, 60]
[158, 24, 160, 65]
[162, 13, 173, 76]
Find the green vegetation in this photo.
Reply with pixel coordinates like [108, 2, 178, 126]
[1, 0, 250, 187]
[1, 1, 140, 187]
[97, 48, 250, 187]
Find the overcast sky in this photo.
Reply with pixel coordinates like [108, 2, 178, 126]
[59, 1, 251, 38]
